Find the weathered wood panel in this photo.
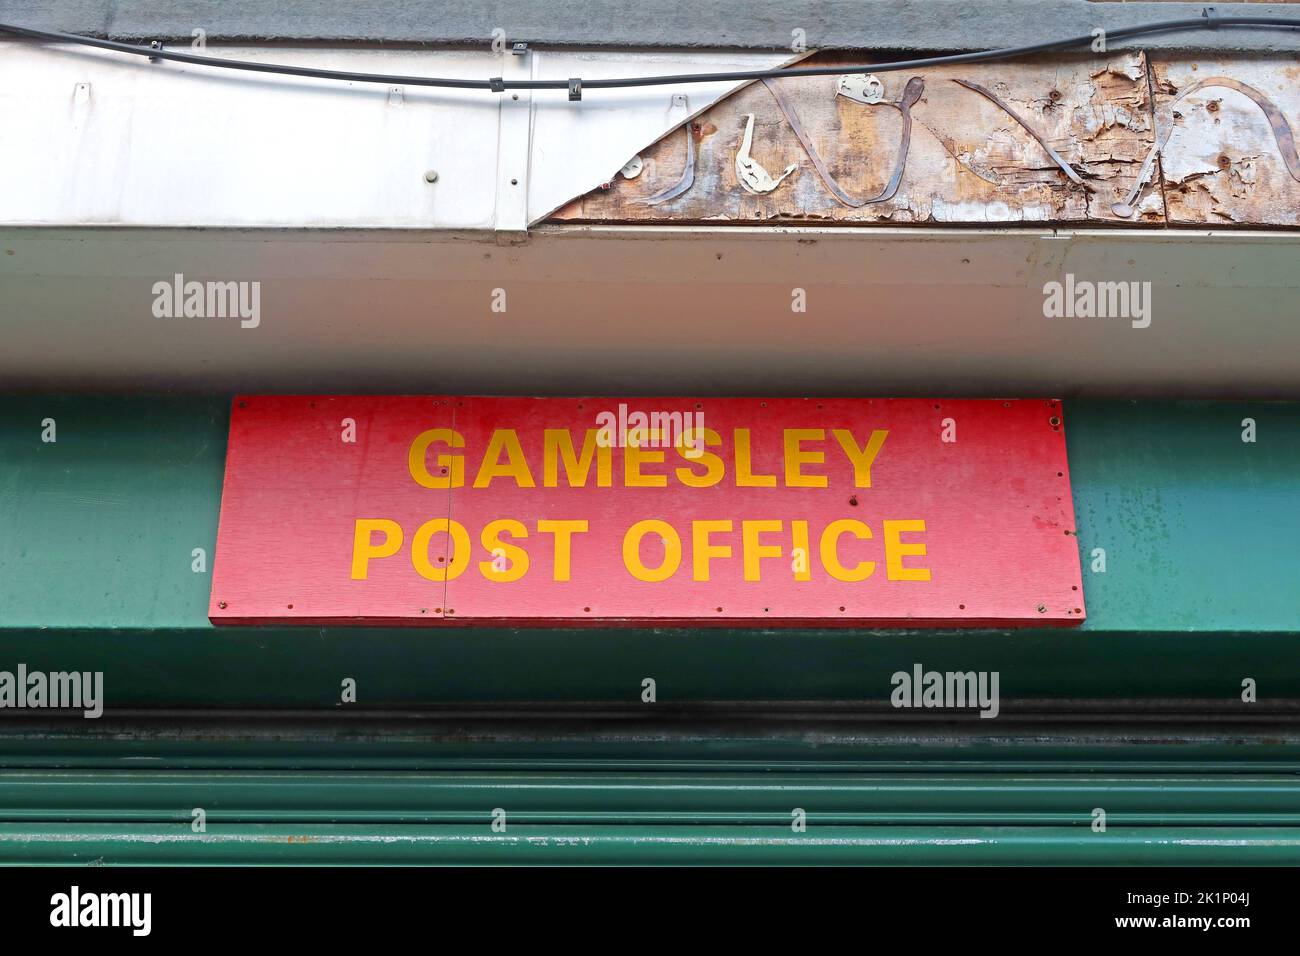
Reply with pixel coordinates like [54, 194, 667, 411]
[1151, 58, 1300, 226]
[554, 51, 1300, 227]
[555, 53, 1160, 225]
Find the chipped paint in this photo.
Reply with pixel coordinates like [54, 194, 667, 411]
[556, 51, 1298, 228]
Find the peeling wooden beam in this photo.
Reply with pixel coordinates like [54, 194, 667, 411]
[553, 52, 1300, 228]
[1153, 58, 1300, 226]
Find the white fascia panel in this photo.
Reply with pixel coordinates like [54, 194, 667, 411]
[0, 42, 800, 230]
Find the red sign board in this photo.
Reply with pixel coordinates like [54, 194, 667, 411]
[210, 396, 1084, 627]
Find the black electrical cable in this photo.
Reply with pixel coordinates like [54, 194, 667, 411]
[1, 12, 1298, 94]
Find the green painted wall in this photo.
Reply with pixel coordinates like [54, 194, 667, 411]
[1, 396, 1297, 706]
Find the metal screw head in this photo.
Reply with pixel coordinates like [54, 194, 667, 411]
[423, 169, 439, 183]
[1037, 604, 1048, 613]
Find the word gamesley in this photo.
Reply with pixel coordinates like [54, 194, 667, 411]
[152, 272, 261, 328]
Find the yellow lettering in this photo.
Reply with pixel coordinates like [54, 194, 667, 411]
[884, 519, 931, 581]
[479, 518, 529, 582]
[407, 429, 464, 489]
[820, 519, 875, 582]
[734, 429, 776, 487]
[543, 429, 611, 488]
[674, 427, 724, 487]
[473, 429, 536, 488]
[692, 520, 733, 582]
[791, 519, 811, 581]
[411, 518, 471, 581]
[625, 431, 668, 487]
[783, 429, 827, 488]
[350, 519, 403, 579]
[623, 520, 682, 582]
[833, 429, 889, 488]
[742, 519, 783, 582]
[537, 519, 589, 581]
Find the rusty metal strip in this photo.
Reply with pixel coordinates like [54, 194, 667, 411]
[763, 75, 923, 208]
[1114, 76, 1300, 218]
[1204, 78, 1300, 184]
[639, 124, 697, 206]
[877, 78, 924, 206]
[1111, 124, 1176, 219]
[763, 76, 865, 207]
[952, 78, 1095, 193]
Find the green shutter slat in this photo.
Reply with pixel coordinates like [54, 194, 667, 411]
[3, 770, 1300, 825]
[4, 823, 1300, 865]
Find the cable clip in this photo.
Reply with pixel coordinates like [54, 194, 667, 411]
[489, 76, 506, 93]
[568, 78, 582, 101]
[1203, 7, 1220, 30]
